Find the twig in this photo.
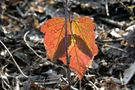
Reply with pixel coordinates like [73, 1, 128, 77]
[23, 31, 54, 65]
[4, 13, 26, 28]
[119, 1, 134, 16]
[23, 31, 43, 59]
[0, 65, 13, 90]
[104, 44, 127, 53]
[97, 38, 124, 42]
[97, 42, 127, 53]
[16, 6, 27, 18]
[119, 71, 124, 85]
[88, 81, 99, 90]
[65, 0, 69, 66]
[105, 0, 109, 16]
[1, 77, 13, 90]
[64, 0, 71, 89]
[99, 17, 125, 28]
[14, 77, 20, 90]
[79, 80, 82, 90]
[0, 40, 28, 78]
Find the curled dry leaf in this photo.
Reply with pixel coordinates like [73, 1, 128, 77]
[41, 16, 98, 79]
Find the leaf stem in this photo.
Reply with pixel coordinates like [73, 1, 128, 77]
[64, 0, 71, 89]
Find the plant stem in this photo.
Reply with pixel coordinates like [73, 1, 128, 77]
[64, 0, 71, 89]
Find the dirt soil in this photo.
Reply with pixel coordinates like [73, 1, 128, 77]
[0, 0, 135, 90]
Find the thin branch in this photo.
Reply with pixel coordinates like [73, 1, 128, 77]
[65, 0, 69, 66]
[97, 38, 124, 42]
[64, 0, 71, 89]
[119, 1, 134, 16]
[104, 44, 127, 53]
[23, 31, 43, 59]
[23, 31, 54, 65]
[99, 17, 125, 28]
[0, 65, 13, 90]
[0, 40, 28, 78]
[88, 81, 99, 90]
[97, 42, 127, 53]
[105, 0, 109, 16]
[5, 12, 26, 28]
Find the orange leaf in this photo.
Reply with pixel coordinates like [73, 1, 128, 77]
[41, 16, 98, 79]
[60, 35, 94, 79]
[41, 17, 71, 60]
[72, 16, 98, 56]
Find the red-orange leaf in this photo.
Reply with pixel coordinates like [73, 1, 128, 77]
[72, 16, 98, 56]
[41, 17, 71, 60]
[60, 35, 94, 79]
[41, 16, 98, 79]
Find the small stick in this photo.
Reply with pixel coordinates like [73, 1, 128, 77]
[64, 0, 71, 89]
[97, 42, 127, 53]
[104, 44, 127, 53]
[99, 17, 125, 28]
[16, 6, 27, 18]
[5, 13, 26, 28]
[98, 38, 124, 42]
[105, 0, 109, 16]
[0, 65, 13, 90]
[23, 31, 54, 65]
[88, 81, 99, 90]
[119, 1, 134, 16]
[0, 40, 28, 78]
[23, 31, 43, 59]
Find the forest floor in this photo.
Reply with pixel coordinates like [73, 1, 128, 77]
[0, 0, 135, 90]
